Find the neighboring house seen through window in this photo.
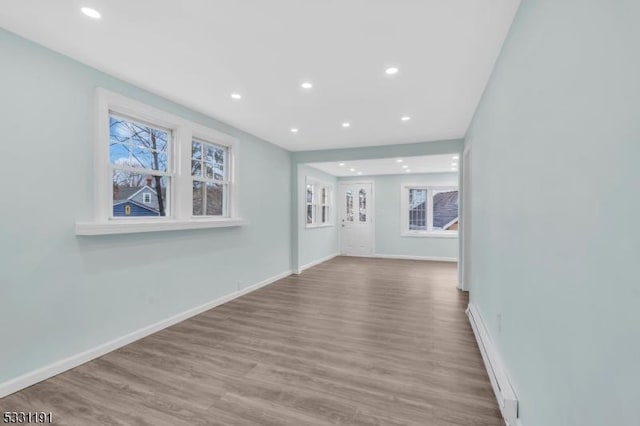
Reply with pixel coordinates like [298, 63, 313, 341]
[402, 185, 458, 235]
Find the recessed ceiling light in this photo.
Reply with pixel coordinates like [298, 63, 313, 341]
[291, 128, 299, 133]
[385, 67, 399, 75]
[453, 155, 460, 160]
[350, 168, 356, 172]
[451, 163, 458, 166]
[357, 172, 363, 175]
[301, 82, 313, 89]
[81, 7, 101, 19]
[342, 122, 351, 128]
[402, 165, 408, 169]
[406, 169, 411, 173]
[339, 163, 345, 166]
[401, 116, 411, 122]
[230, 93, 242, 100]
[396, 159, 403, 163]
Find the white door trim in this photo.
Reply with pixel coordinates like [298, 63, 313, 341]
[460, 145, 471, 291]
[338, 180, 375, 256]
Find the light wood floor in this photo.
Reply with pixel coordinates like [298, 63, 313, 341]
[0, 257, 503, 425]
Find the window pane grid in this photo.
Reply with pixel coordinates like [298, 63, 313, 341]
[109, 114, 171, 173]
[192, 139, 227, 182]
[408, 188, 427, 230]
[306, 182, 332, 225]
[192, 140, 229, 217]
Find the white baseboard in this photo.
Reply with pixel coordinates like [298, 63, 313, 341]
[374, 253, 458, 262]
[466, 303, 519, 426]
[294, 252, 340, 274]
[0, 269, 292, 399]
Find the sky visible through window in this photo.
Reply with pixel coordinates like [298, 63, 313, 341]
[109, 115, 169, 216]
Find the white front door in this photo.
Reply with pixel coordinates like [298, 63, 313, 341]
[339, 182, 374, 256]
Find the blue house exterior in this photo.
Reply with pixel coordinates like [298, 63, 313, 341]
[112, 184, 161, 217]
[113, 201, 160, 217]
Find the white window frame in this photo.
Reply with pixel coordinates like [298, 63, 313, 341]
[401, 184, 458, 238]
[305, 177, 334, 228]
[142, 192, 152, 204]
[76, 88, 246, 235]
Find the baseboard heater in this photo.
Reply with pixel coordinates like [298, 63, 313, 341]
[466, 304, 519, 426]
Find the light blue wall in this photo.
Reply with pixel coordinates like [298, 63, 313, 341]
[0, 30, 292, 384]
[465, 1, 640, 425]
[291, 140, 462, 270]
[339, 173, 458, 260]
[298, 164, 338, 267]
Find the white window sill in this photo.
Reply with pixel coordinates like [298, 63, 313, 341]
[305, 223, 334, 229]
[401, 232, 458, 239]
[76, 218, 248, 236]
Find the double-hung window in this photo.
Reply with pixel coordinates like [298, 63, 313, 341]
[305, 178, 333, 227]
[76, 88, 245, 235]
[401, 185, 458, 236]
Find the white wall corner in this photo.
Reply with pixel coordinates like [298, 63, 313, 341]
[297, 253, 340, 274]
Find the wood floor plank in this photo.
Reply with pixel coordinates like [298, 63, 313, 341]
[0, 257, 502, 425]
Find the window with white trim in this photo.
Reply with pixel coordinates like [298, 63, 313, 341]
[401, 185, 458, 236]
[305, 178, 333, 227]
[77, 88, 244, 235]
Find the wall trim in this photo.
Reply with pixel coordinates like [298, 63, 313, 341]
[374, 253, 458, 262]
[0, 269, 292, 399]
[295, 253, 339, 274]
[466, 303, 519, 426]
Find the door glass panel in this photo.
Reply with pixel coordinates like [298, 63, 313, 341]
[346, 190, 354, 222]
[359, 189, 367, 222]
[306, 184, 313, 203]
[307, 204, 314, 224]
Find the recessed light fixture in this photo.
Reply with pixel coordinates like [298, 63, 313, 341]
[350, 168, 356, 172]
[385, 67, 399, 75]
[339, 163, 345, 166]
[406, 169, 411, 173]
[230, 93, 242, 100]
[291, 128, 299, 133]
[451, 163, 458, 166]
[453, 155, 460, 160]
[401, 116, 411, 122]
[342, 122, 351, 128]
[301, 82, 313, 89]
[396, 159, 403, 163]
[402, 165, 408, 169]
[357, 172, 363, 175]
[81, 7, 101, 19]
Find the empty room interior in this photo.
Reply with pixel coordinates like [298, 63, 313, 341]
[0, 1, 638, 426]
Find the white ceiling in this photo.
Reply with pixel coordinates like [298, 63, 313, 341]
[308, 154, 459, 177]
[0, 0, 520, 151]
